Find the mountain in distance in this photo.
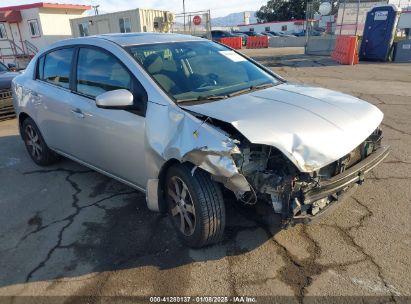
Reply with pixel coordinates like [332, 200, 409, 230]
[211, 11, 257, 27]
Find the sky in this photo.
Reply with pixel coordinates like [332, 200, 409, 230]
[3, 0, 268, 17]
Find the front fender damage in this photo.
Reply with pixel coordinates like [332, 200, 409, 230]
[145, 102, 250, 211]
[182, 149, 250, 194]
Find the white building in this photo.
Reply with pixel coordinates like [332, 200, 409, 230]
[0, 2, 90, 68]
[237, 20, 313, 34]
[70, 8, 174, 37]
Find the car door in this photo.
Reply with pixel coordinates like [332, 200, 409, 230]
[67, 46, 148, 188]
[32, 47, 76, 154]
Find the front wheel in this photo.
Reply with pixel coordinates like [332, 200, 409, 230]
[166, 164, 226, 248]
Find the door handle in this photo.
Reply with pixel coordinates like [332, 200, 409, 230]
[71, 108, 85, 119]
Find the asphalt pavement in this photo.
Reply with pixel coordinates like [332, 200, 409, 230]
[0, 48, 410, 301]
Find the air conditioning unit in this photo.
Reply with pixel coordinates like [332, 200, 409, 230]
[164, 12, 175, 23]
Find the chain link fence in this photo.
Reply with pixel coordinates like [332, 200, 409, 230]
[171, 10, 212, 39]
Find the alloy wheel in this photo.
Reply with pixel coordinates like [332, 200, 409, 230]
[167, 176, 196, 236]
[25, 125, 42, 161]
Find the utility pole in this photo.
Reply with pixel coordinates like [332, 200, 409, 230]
[183, 0, 186, 32]
[340, 0, 346, 35]
[354, 0, 360, 36]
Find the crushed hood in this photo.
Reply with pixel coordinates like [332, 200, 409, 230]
[181, 83, 384, 172]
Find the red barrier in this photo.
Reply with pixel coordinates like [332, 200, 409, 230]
[246, 36, 269, 49]
[219, 37, 242, 49]
[331, 35, 359, 65]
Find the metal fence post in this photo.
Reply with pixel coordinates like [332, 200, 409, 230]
[354, 0, 360, 36]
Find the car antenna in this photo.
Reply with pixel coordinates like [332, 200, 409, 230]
[193, 116, 211, 139]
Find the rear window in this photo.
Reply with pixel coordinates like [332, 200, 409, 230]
[38, 48, 74, 89]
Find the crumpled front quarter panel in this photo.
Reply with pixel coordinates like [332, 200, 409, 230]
[144, 102, 250, 193]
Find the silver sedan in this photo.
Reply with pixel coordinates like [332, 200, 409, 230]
[12, 33, 389, 248]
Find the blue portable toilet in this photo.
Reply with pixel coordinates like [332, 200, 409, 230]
[360, 4, 401, 61]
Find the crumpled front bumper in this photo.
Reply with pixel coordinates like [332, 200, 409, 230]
[287, 145, 390, 226]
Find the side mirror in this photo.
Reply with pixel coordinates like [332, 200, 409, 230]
[96, 89, 134, 109]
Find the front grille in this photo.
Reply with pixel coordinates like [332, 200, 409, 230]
[0, 89, 12, 100]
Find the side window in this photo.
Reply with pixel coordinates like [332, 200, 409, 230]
[76, 47, 132, 98]
[42, 48, 74, 89]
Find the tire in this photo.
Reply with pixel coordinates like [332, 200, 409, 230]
[22, 117, 59, 166]
[165, 163, 226, 248]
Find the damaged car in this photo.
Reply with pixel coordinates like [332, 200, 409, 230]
[12, 33, 390, 248]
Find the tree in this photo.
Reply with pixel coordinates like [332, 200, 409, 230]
[256, 0, 338, 23]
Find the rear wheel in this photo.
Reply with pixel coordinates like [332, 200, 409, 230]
[22, 117, 59, 166]
[166, 164, 226, 248]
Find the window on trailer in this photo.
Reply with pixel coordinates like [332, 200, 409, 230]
[78, 23, 90, 37]
[281, 25, 287, 31]
[0, 23, 7, 39]
[28, 20, 40, 37]
[119, 17, 131, 33]
[265, 26, 270, 32]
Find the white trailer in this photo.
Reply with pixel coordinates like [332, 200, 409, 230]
[238, 20, 311, 34]
[70, 8, 174, 37]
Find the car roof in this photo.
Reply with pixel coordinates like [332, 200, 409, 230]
[86, 32, 205, 46]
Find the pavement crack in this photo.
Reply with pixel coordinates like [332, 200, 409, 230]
[23, 169, 136, 282]
[349, 197, 374, 232]
[23, 168, 93, 175]
[25, 171, 81, 282]
[368, 176, 411, 181]
[323, 224, 400, 301]
[318, 197, 400, 301]
[248, 216, 325, 303]
[381, 123, 411, 137]
[383, 160, 411, 165]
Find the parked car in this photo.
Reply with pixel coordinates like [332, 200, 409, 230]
[12, 33, 390, 248]
[293, 31, 306, 37]
[210, 30, 237, 42]
[267, 31, 295, 37]
[261, 32, 278, 38]
[231, 32, 247, 46]
[0, 62, 19, 119]
[239, 31, 266, 37]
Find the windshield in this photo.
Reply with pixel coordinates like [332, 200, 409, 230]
[0, 63, 8, 72]
[126, 41, 280, 103]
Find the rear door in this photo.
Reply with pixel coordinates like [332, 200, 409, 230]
[33, 47, 76, 153]
[67, 46, 148, 188]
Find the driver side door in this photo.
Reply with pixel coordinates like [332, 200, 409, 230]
[68, 46, 148, 188]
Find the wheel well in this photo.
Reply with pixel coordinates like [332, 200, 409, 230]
[157, 158, 180, 212]
[18, 112, 30, 135]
